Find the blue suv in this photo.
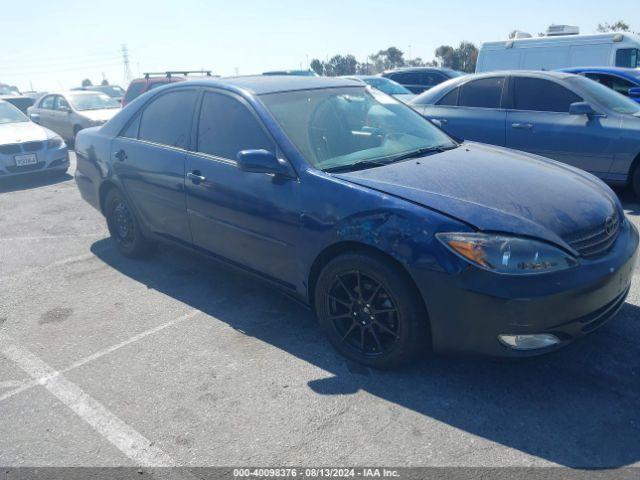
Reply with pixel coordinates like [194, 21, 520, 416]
[411, 71, 640, 194]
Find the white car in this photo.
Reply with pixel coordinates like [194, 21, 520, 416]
[0, 100, 69, 177]
[27, 90, 120, 143]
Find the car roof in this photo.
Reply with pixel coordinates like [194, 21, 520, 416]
[560, 66, 640, 79]
[383, 67, 460, 74]
[183, 75, 362, 95]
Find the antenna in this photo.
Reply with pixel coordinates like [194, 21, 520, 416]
[121, 44, 133, 85]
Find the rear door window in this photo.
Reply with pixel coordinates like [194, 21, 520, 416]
[390, 72, 420, 85]
[196, 91, 275, 160]
[458, 77, 505, 108]
[437, 87, 459, 106]
[512, 77, 582, 112]
[138, 90, 198, 148]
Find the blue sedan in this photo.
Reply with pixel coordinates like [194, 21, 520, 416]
[561, 67, 640, 103]
[75, 76, 638, 368]
[410, 71, 640, 194]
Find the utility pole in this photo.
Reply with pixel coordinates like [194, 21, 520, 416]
[121, 44, 132, 86]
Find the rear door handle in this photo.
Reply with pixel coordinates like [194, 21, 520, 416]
[115, 149, 127, 161]
[187, 171, 206, 183]
[511, 123, 533, 130]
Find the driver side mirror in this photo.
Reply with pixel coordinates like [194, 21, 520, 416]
[628, 87, 640, 99]
[236, 149, 293, 178]
[569, 102, 600, 116]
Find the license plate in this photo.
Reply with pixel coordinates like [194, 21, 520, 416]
[14, 154, 37, 166]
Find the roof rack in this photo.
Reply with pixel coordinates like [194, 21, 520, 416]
[143, 70, 213, 79]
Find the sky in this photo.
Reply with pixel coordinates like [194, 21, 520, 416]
[1, 0, 638, 92]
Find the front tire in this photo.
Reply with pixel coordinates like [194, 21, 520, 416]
[105, 189, 155, 258]
[314, 253, 429, 369]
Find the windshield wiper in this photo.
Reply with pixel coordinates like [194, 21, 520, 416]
[323, 159, 387, 173]
[389, 144, 458, 162]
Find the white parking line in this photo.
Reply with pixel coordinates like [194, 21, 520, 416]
[0, 380, 26, 389]
[0, 334, 175, 467]
[0, 309, 201, 403]
[0, 233, 107, 241]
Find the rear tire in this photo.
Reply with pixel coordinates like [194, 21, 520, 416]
[105, 188, 155, 258]
[314, 252, 429, 369]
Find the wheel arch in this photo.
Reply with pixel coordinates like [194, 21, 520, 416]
[98, 180, 119, 214]
[628, 151, 640, 185]
[308, 241, 429, 321]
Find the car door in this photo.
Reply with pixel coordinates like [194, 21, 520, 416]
[53, 95, 73, 140]
[422, 76, 507, 146]
[33, 95, 56, 130]
[505, 76, 615, 176]
[111, 88, 198, 243]
[184, 89, 300, 285]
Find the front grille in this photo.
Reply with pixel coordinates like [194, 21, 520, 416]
[23, 141, 44, 152]
[564, 212, 620, 259]
[6, 162, 46, 173]
[0, 144, 22, 155]
[0, 140, 45, 155]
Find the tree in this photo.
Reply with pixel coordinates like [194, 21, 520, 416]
[434, 42, 478, 73]
[324, 54, 358, 76]
[81, 78, 93, 87]
[310, 59, 324, 76]
[369, 47, 405, 73]
[597, 20, 630, 32]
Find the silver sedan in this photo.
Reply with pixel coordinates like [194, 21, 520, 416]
[27, 91, 120, 143]
[0, 100, 69, 177]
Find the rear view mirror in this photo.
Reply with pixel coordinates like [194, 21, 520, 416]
[236, 149, 293, 178]
[569, 102, 599, 116]
[628, 87, 640, 99]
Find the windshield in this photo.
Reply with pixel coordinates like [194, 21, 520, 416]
[261, 86, 456, 171]
[68, 92, 120, 111]
[363, 78, 412, 96]
[0, 101, 29, 124]
[94, 85, 125, 97]
[569, 76, 640, 115]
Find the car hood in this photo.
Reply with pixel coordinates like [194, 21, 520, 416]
[333, 142, 619, 250]
[80, 108, 119, 122]
[0, 121, 52, 144]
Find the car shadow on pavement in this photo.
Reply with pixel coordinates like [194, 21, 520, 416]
[91, 237, 640, 468]
[0, 171, 72, 193]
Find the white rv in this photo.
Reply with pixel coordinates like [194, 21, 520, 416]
[476, 27, 640, 73]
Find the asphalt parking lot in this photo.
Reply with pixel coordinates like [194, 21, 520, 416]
[0, 152, 639, 468]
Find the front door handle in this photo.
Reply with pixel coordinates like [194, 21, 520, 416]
[187, 171, 206, 183]
[115, 149, 127, 161]
[511, 123, 533, 130]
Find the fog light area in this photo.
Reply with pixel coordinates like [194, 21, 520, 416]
[498, 333, 560, 350]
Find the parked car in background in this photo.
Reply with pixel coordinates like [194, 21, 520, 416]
[476, 29, 640, 73]
[122, 71, 213, 107]
[75, 76, 637, 367]
[411, 71, 640, 193]
[0, 95, 35, 114]
[343, 75, 415, 103]
[73, 84, 126, 104]
[382, 67, 465, 94]
[262, 70, 319, 76]
[0, 84, 20, 96]
[27, 91, 120, 143]
[0, 99, 68, 177]
[560, 67, 640, 103]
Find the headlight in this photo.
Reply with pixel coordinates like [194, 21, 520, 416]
[436, 232, 577, 274]
[46, 137, 64, 149]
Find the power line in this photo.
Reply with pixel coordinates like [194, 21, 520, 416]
[122, 44, 132, 85]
